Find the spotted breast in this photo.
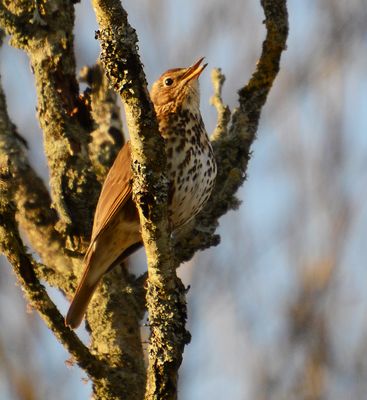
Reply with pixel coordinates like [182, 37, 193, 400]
[162, 109, 217, 227]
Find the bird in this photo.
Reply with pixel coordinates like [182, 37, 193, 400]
[65, 58, 217, 329]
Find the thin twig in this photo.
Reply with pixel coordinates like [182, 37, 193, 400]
[210, 68, 231, 140]
[174, 0, 289, 263]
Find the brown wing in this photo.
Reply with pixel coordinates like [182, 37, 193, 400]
[65, 142, 135, 328]
[90, 141, 133, 244]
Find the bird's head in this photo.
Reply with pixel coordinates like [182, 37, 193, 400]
[151, 57, 207, 116]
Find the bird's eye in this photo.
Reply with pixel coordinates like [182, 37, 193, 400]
[164, 78, 173, 86]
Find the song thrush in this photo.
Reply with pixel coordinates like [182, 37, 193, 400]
[65, 58, 217, 328]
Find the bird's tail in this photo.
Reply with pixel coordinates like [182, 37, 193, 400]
[65, 247, 102, 329]
[65, 275, 101, 329]
[65, 240, 142, 329]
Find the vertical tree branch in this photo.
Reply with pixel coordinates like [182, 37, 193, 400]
[85, 266, 146, 400]
[80, 63, 125, 181]
[92, 1, 190, 398]
[210, 68, 231, 140]
[0, 1, 100, 244]
[0, 31, 77, 284]
[0, 73, 75, 279]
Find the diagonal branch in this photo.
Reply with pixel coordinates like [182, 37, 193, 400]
[231, 0, 289, 136]
[0, 149, 147, 393]
[174, 0, 289, 263]
[0, 170, 102, 378]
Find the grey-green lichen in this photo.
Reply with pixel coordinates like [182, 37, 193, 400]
[92, 2, 190, 399]
[79, 63, 125, 182]
[1, 0, 100, 243]
[0, 155, 102, 379]
[174, 0, 289, 265]
[1, 3, 148, 399]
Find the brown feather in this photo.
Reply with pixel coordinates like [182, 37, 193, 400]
[65, 142, 141, 328]
[90, 141, 133, 244]
[65, 273, 101, 329]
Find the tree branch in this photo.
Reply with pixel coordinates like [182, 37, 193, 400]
[86, 266, 147, 400]
[0, 1, 100, 244]
[79, 63, 125, 181]
[0, 32, 77, 283]
[210, 68, 231, 140]
[92, 1, 190, 398]
[174, 0, 289, 263]
[0, 143, 149, 397]
[0, 169, 102, 378]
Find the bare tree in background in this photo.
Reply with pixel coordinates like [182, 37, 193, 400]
[0, 0, 288, 399]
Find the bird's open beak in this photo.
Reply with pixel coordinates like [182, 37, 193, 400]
[181, 57, 207, 83]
